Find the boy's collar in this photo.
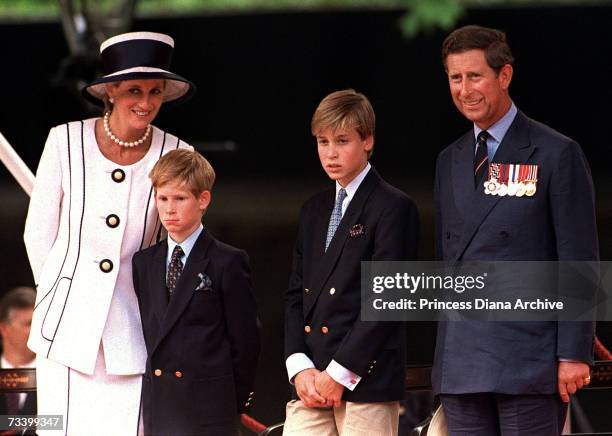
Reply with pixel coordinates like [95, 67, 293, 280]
[336, 162, 371, 198]
[167, 224, 204, 261]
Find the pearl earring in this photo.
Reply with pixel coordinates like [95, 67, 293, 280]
[109, 97, 114, 104]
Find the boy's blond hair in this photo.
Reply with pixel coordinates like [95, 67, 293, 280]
[311, 89, 375, 156]
[149, 149, 215, 196]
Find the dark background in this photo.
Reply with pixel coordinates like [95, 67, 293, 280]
[0, 4, 611, 431]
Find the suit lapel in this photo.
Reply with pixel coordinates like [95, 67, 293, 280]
[305, 168, 381, 317]
[311, 190, 334, 271]
[454, 111, 536, 260]
[153, 231, 212, 352]
[152, 241, 170, 325]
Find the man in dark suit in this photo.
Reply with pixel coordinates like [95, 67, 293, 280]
[432, 25, 598, 435]
[284, 89, 420, 435]
[0, 287, 37, 417]
[133, 149, 260, 436]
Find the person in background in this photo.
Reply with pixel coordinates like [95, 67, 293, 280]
[0, 286, 36, 417]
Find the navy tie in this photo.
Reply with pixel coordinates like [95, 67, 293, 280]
[167, 245, 184, 300]
[325, 188, 347, 251]
[474, 130, 490, 188]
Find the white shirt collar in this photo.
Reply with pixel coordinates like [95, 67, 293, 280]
[335, 163, 371, 216]
[335, 162, 371, 199]
[167, 224, 203, 266]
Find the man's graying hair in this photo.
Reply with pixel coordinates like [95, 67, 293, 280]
[442, 25, 515, 74]
[0, 287, 36, 323]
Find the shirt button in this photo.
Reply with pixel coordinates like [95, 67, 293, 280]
[99, 259, 113, 273]
[106, 214, 120, 228]
[329, 288, 336, 295]
[350, 379, 356, 384]
[154, 369, 162, 376]
[321, 326, 329, 334]
[304, 325, 311, 333]
[175, 371, 183, 378]
[304, 288, 310, 294]
[111, 169, 125, 183]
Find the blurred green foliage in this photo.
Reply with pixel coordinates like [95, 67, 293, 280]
[0, 0, 607, 37]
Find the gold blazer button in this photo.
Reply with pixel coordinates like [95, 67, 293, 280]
[106, 214, 120, 228]
[329, 288, 336, 295]
[99, 259, 113, 273]
[304, 325, 311, 333]
[175, 371, 183, 378]
[111, 169, 126, 183]
[321, 326, 329, 334]
[154, 369, 162, 376]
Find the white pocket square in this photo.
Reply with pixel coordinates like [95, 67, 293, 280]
[195, 273, 213, 291]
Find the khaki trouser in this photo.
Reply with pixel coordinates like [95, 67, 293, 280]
[283, 399, 400, 436]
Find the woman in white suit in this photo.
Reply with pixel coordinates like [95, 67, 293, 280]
[24, 31, 195, 435]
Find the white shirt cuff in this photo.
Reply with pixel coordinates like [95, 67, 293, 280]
[326, 359, 361, 391]
[286, 353, 315, 384]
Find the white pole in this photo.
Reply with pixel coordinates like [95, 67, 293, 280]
[0, 130, 35, 197]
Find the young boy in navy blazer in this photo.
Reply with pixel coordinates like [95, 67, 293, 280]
[132, 149, 260, 436]
[284, 89, 420, 435]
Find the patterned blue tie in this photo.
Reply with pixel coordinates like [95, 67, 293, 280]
[325, 188, 347, 251]
[167, 245, 184, 300]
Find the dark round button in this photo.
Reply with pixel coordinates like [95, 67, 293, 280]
[106, 214, 120, 228]
[100, 259, 113, 273]
[111, 169, 125, 183]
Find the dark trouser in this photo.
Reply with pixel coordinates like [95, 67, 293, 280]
[439, 393, 567, 436]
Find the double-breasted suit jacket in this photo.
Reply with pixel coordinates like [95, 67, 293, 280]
[432, 110, 599, 395]
[285, 168, 420, 402]
[133, 230, 260, 436]
[24, 119, 191, 375]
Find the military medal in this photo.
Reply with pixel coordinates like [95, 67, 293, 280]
[524, 165, 538, 197]
[484, 164, 500, 195]
[496, 164, 508, 196]
[507, 164, 519, 196]
[515, 165, 528, 197]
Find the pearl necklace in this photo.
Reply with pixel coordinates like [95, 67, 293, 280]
[103, 111, 151, 147]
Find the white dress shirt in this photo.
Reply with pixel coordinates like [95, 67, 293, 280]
[166, 224, 203, 276]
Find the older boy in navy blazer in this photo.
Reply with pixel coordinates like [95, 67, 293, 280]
[284, 89, 420, 435]
[133, 149, 260, 436]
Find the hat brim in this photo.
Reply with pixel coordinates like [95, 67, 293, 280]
[81, 70, 196, 107]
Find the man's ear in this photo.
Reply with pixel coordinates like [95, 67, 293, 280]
[498, 64, 513, 90]
[199, 191, 212, 211]
[0, 322, 7, 336]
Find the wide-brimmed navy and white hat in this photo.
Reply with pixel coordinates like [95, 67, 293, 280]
[82, 31, 196, 106]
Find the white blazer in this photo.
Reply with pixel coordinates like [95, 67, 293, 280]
[24, 118, 192, 375]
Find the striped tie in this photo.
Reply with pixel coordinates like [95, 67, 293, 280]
[474, 130, 490, 188]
